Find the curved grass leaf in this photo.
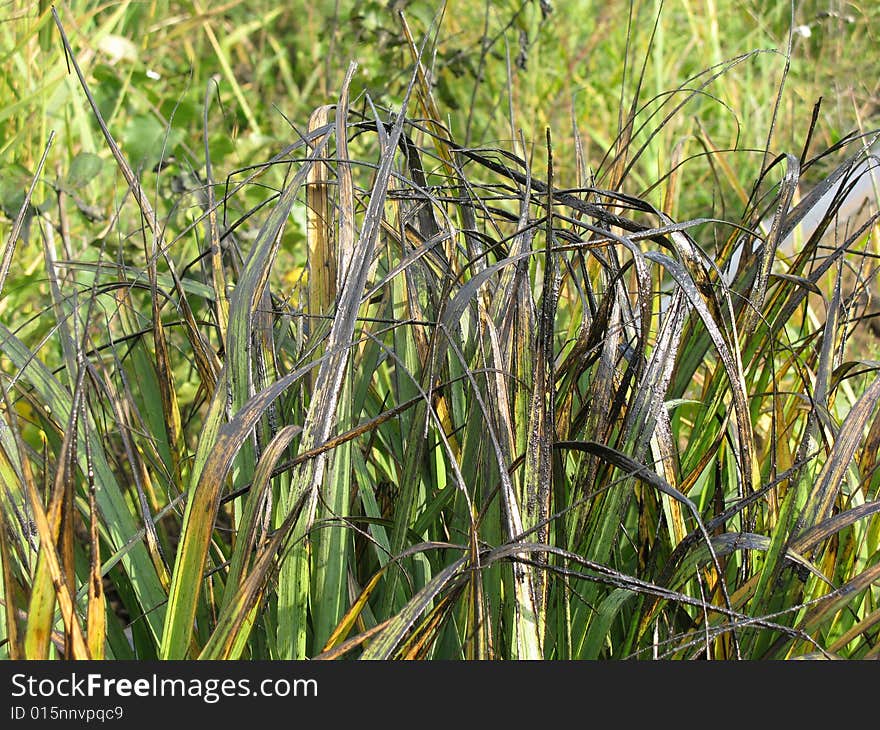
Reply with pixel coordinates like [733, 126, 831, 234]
[360, 553, 467, 660]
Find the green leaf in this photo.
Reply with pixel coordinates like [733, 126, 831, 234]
[121, 114, 174, 169]
[65, 152, 104, 189]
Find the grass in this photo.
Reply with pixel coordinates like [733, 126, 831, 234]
[1, 1, 880, 659]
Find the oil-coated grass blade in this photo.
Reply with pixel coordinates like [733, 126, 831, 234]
[0, 322, 168, 645]
[159, 356, 328, 658]
[801, 374, 880, 533]
[360, 553, 468, 660]
[278, 71, 416, 657]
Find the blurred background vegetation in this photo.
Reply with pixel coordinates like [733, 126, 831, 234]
[4, 1, 879, 252]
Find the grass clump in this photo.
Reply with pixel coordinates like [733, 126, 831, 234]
[1, 3, 880, 660]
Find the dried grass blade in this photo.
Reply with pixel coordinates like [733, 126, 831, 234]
[797, 562, 880, 637]
[520, 131, 559, 630]
[306, 104, 335, 342]
[278, 78, 414, 657]
[23, 361, 84, 659]
[0, 500, 21, 658]
[52, 8, 220, 392]
[800, 374, 880, 531]
[744, 154, 799, 336]
[203, 77, 230, 352]
[398, 11, 456, 178]
[0, 324, 167, 644]
[198, 491, 310, 660]
[159, 355, 325, 658]
[321, 569, 387, 653]
[82, 421, 105, 659]
[0, 131, 53, 299]
[645, 250, 758, 497]
[360, 555, 467, 660]
[336, 63, 357, 288]
[21, 452, 90, 659]
[310, 65, 359, 651]
[220, 424, 302, 616]
[794, 500, 880, 553]
[484, 315, 544, 658]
